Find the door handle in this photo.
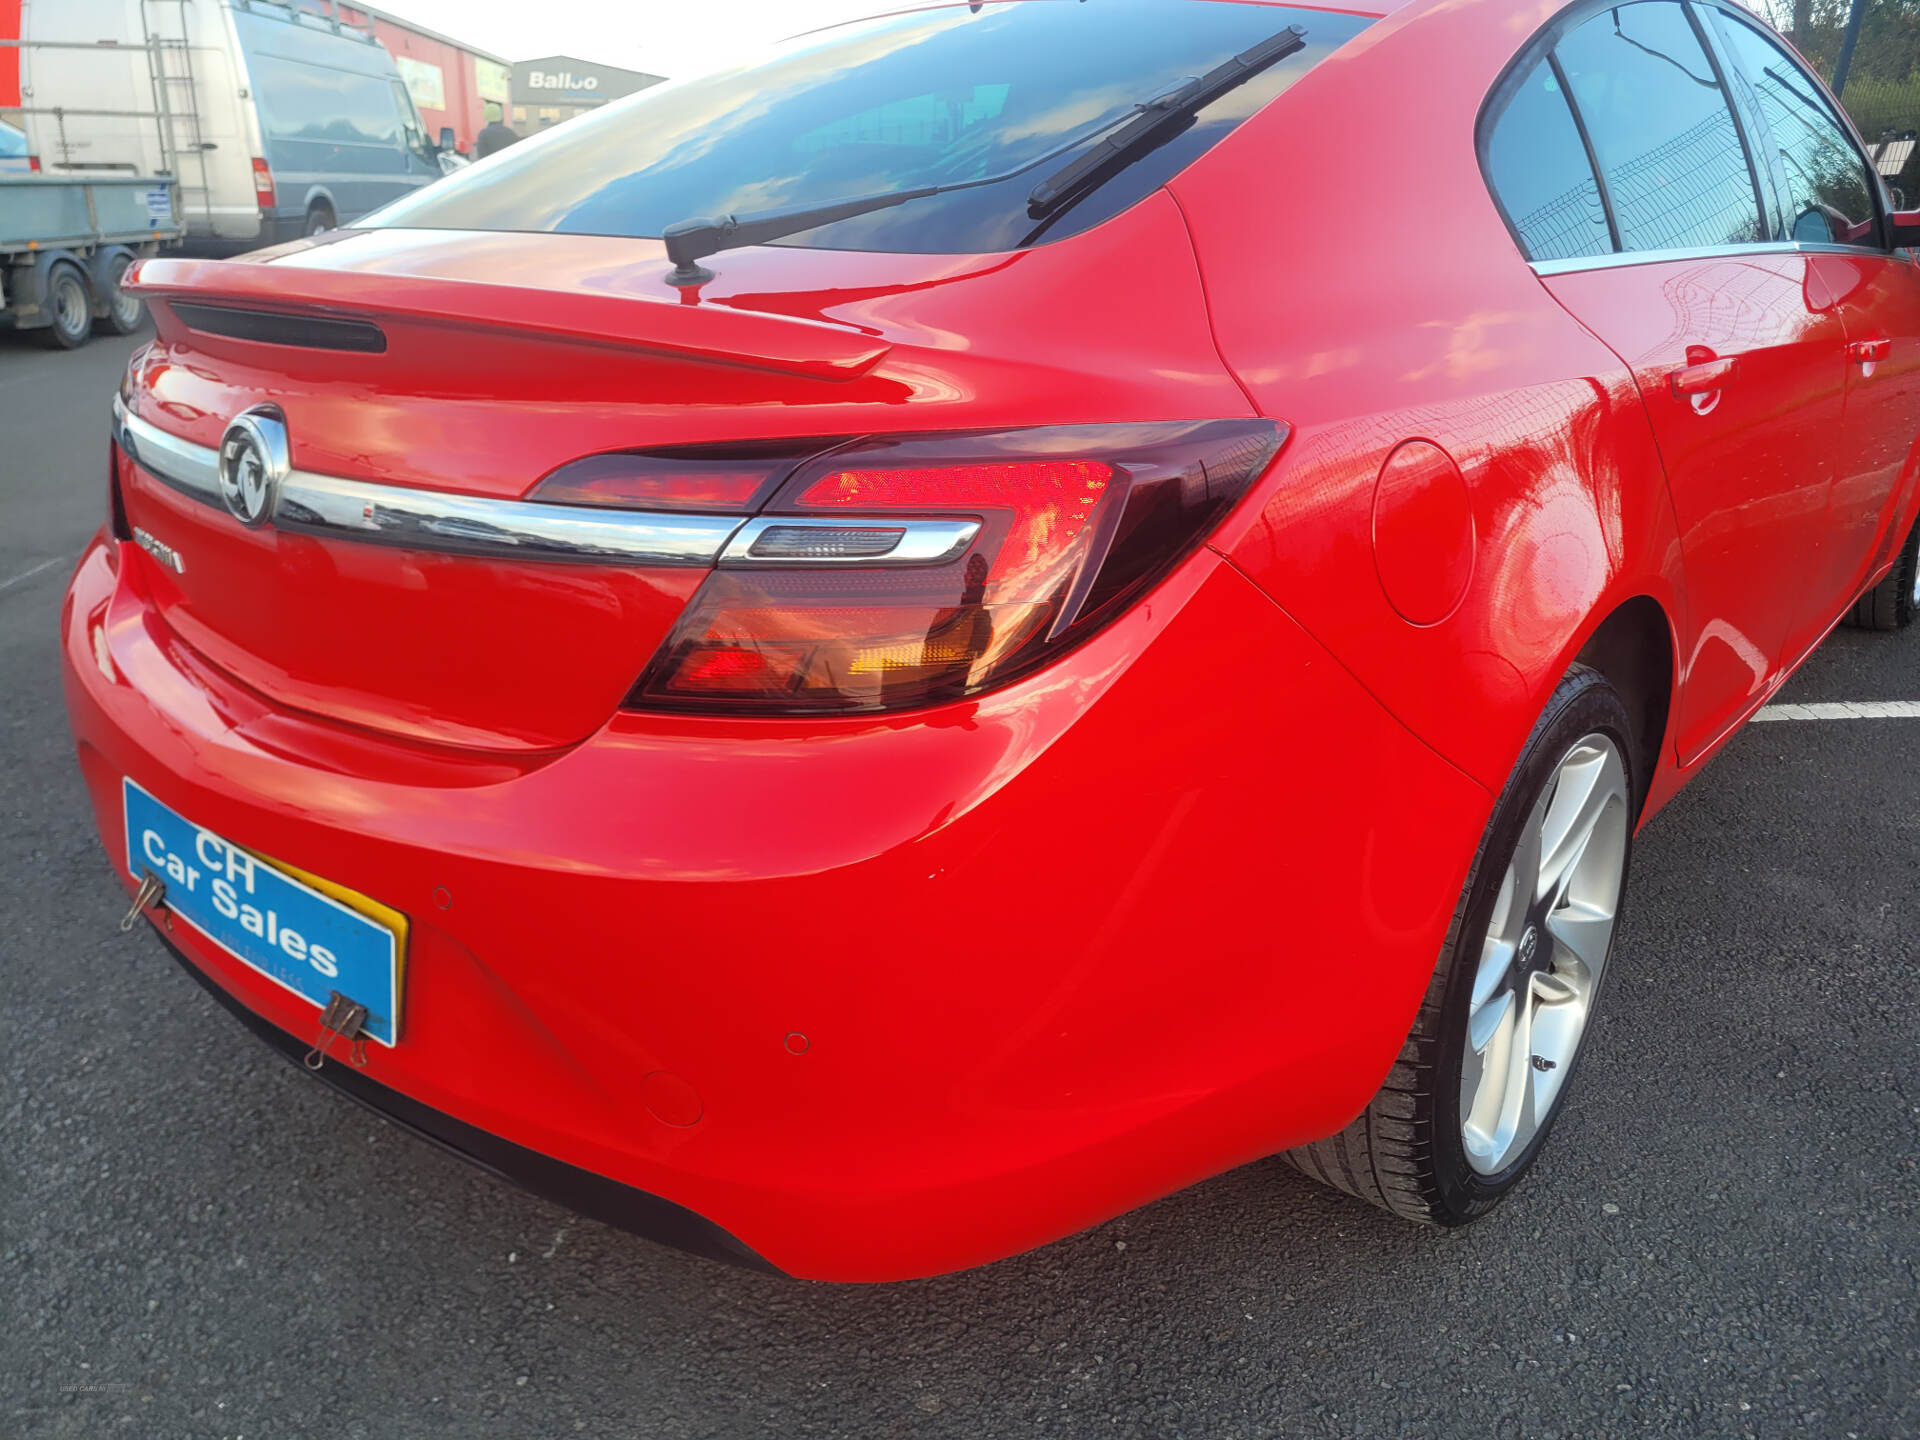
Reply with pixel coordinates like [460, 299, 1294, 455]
[1849, 338, 1892, 364]
[1670, 356, 1738, 414]
[1669, 357, 1740, 397]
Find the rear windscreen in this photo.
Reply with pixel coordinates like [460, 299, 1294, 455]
[365, 0, 1370, 254]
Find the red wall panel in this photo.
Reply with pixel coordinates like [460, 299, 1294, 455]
[1, 0, 23, 108]
[331, 4, 491, 155]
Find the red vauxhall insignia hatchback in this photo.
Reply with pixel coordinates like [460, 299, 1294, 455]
[62, 0, 1920, 1279]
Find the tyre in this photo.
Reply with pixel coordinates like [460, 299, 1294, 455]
[36, 262, 94, 350]
[1841, 516, 1920, 632]
[98, 251, 147, 336]
[1289, 665, 1635, 1224]
[306, 204, 336, 237]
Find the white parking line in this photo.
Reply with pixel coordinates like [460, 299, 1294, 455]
[0, 556, 67, 594]
[1754, 701, 1920, 721]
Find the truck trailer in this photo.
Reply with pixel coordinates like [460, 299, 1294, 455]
[2, 8, 183, 347]
[13, 0, 448, 251]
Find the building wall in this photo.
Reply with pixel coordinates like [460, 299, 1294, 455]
[507, 57, 663, 135]
[510, 102, 598, 132]
[1, 0, 21, 109]
[323, 4, 507, 155]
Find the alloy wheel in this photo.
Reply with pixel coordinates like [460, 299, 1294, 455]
[1460, 734, 1629, 1175]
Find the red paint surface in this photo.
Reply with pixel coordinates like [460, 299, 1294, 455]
[62, 0, 1920, 1278]
[1371, 440, 1475, 625]
[0, 0, 21, 108]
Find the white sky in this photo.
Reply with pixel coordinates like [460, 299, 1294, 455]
[372, 0, 901, 80]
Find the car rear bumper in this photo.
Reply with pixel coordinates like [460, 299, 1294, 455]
[151, 923, 778, 1271]
[62, 533, 1491, 1280]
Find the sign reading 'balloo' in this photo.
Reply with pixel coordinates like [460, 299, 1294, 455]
[508, 56, 665, 108]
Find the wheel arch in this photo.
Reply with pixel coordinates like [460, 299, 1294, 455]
[2, 247, 91, 333]
[84, 245, 136, 319]
[1570, 594, 1677, 819]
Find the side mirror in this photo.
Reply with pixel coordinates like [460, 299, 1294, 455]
[437, 126, 455, 152]
[1890, 209, 1920, 248]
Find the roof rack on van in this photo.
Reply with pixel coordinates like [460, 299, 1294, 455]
[235, 0, 379, 45]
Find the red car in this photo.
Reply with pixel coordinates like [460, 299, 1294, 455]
[63, 0, 1920, 1280]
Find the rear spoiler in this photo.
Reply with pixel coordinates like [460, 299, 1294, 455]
[125, 256, 892, 382]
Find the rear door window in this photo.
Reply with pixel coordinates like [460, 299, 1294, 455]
[1706, 9, 1880, 247]
[1483, 58, 1615, 261]
[251, 56, 402, 147]
[364, 0, 1371, 254]
[1552, 1, 1764, 252]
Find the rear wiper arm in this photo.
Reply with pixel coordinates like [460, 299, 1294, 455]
[1026, 24, 1307, 217]
[660, 24, 1305, 288]
[663, 187, 948, 287]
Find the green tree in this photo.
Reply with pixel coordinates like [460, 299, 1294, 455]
[1751, 0, 1920, 84]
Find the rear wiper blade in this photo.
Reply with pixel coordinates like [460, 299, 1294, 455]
[1027, 24, 1307, 217]
[660, 106, 1143, 288]
[660, 23, 1305, 288]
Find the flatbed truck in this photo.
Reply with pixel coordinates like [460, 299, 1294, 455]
[1, 169, 182, 347]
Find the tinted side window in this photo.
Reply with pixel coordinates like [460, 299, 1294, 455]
[1554, 2, 1762, 252]
[1708, 12, 1878, 247]
[1485, 58, 1614, 261]
[252, 56, 402, 147]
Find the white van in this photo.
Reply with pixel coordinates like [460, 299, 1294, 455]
[17, 0, 447, 246]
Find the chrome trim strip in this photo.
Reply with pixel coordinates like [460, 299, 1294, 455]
[113, 397, 746, 566]
[274, 473, 744, 566]
[1530, 239, 1883, 277]
[718, 515, 981, 567]
[115, 405, 983, 569]
[115, 397, 220, 503]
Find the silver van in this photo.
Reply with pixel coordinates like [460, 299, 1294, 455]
[17, 0, 448, 246]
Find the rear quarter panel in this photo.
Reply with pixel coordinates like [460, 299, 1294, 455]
[1169, 0, 1687, 797]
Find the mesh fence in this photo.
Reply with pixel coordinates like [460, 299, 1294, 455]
[1835, 75, 1920, 197]
[1603, 108, 1763, 248]
[1513, 108, 1762, 256]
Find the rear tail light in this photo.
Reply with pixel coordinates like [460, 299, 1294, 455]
[530, 441, 822, 513]
[27, 155, 41, 174]
[614, 420, 1283, 715]
[251, 157, 275, 211]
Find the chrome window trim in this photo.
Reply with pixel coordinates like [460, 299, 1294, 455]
[113, 397, 746, 567]
[718, 515, 982, 567]
[1530, 238, 1882, 276]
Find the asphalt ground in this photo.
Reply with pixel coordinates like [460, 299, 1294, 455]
[3, 328, 1915, 1439]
